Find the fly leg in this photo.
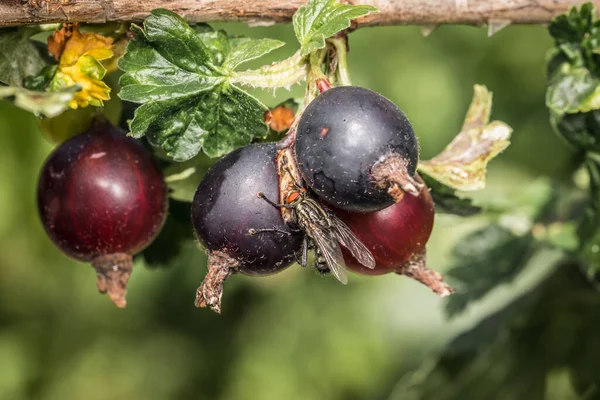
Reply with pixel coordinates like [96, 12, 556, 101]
[248, 228, 292, 236]
[248, 191, 303, 236]
[248, 225, 303, 235]
[257, 192, 295, 209]
[283, 167, 305, 189]
[291, 235, 310, 267]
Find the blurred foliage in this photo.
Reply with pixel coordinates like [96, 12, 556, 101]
[445, 177, 557, 316]
[546, 3, 600, 281]
[1, 8, 599, 400]
[390, 259, 600, 400]
[420, 174, 481, 216]
[445, 224, 537, 317]
[0, 27, 49, 86]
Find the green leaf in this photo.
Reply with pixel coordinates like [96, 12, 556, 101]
[546, 4, 600, 151]
[124, 82, 267, 160]
[118, 9, 283, 160]
[548, 2, 597, 45]
[445, 225, 536, 317]
[550, 110, 600, 151]
[23, 65, 58, 91]
[546, 64, 600, 115]
[0, 27, 49, 86]
[420, 173, 481, 216]
[0, 85, 79, 118]
[190, 23, 215, 35]
[547, 6, 600, 283]
[225, 38, 285, 70]
[547, 3, 600, 75]
[293, 0, 376, 57]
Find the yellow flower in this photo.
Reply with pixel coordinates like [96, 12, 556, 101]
[50, 27, 114, 109]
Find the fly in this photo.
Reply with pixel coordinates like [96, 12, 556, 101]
[248, 148, 376, 284]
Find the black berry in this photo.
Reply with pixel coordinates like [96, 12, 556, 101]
[295, 86, 421, 212]
[191, 143, 303, 312]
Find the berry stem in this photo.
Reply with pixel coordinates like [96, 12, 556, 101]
[91, 253, 133, 308]
[303, 50, 329, 105]
[316, 79, 332, 93]
[277, 48, 335, 150]
[328, 37, 352, 86]
[231, 50, 309, 89]
[395, 250, 454, 297]
[277, 124, 298, 149]
[195, 250, 237, 313]
[309, 50, 329, 83]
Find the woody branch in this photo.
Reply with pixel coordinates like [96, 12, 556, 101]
[1, 0, 598, 28]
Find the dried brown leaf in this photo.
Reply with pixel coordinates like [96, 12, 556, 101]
[418, 85, 512, 191]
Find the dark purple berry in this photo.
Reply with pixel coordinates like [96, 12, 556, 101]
[191, 143, 303, 313]
[295, 86, 420, 212]
[37, 119, 168, 307]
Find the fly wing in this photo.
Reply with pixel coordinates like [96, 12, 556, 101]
[328, 212, 376, 269]
[304, 224, 349, 285]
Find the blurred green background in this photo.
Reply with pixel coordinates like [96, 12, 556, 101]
[1, 22, 596, 400]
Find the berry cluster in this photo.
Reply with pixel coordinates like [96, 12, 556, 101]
[192, 86, 452, 312]
[37, 86, 452, 312]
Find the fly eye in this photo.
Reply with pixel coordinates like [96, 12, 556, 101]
[286, 192, 300, 203]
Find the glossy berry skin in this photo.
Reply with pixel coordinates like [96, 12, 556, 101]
[295, 86, 419, 212]
[334, 179, 434, 275]
[191, 143, 303, 276]
[37, 120, 168, 261]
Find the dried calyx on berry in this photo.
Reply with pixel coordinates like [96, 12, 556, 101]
[37, 118, 168, 308]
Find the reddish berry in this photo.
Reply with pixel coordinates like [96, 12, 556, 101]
[334, 177, 434, 275]
[37, 119, 168, 307]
